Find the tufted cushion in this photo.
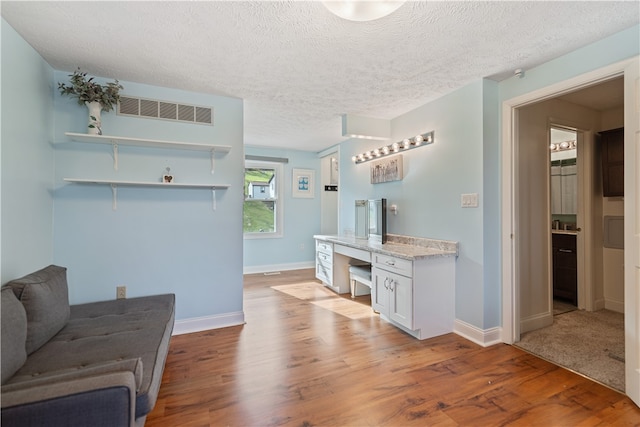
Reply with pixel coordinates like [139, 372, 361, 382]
[7, 265, 70, 355]
[1, 287, 28, 384]
[5, 294, 175, 419]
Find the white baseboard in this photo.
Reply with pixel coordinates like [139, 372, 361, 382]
[519, 311, 553, 334]
[454, 319, 502, 347]
[172, 311, 245, 335]
[604, 298, 624, 313]
[243, 261, 314, 275]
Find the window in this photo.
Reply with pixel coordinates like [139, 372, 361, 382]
[244, 160, 283, 238]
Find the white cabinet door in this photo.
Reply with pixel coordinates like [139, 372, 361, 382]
[372, 267, 413, 330]
[371, 267, 389, 314]
[388, 271, 413, 329]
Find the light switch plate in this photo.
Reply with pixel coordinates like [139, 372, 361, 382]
[461, 193, 479, 208]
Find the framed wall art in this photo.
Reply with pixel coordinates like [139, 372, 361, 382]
[292, 168, 315, 198]
[371, 155, 403, 184]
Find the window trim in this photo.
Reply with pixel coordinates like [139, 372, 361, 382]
[243, 160, 284, 239]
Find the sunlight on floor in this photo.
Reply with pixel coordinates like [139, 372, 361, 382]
[271, 282, 375, 320]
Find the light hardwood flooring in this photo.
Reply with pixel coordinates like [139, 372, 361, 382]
[146, 269, 640, 426]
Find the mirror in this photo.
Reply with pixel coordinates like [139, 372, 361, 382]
[354, 199, 387, 242]
[355, 200, 368, 239]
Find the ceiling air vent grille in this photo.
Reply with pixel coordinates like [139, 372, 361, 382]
[117, 96, 213, 126]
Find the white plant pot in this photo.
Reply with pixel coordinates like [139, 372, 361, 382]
[85, 101, 102, 135]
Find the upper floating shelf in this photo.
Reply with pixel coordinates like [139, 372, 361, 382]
[63, 132, 232, 153]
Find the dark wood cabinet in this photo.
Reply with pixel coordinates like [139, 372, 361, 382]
[552, 233, 577, 305]
[600, 127, 624, 197]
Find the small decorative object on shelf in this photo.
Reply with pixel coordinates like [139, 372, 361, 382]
[58, 68, 123, 135]
[162, 167, 174, 183]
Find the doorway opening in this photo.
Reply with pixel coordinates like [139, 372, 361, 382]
[501, 57, 638, 404]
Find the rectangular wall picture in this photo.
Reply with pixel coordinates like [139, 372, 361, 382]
[292, 168, 315, 198]
[371, 155, 403, 184]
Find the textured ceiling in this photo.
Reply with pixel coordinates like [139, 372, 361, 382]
[1, 1, 638, 152]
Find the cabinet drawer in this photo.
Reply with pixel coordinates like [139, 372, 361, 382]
[317, 250, 332, 264]
[316, 262, 332, 284]
[316, 240, 333, 255]
[552, 233, 576, 250]
[334, 244, 371, 262]
[373, 253, 413, 277]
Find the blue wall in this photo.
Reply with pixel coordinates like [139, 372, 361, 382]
[1, 19, 55, 283]
[339, 80, 491, 328]
[51, 76, 245, 321]
[243, 146, 321, 272]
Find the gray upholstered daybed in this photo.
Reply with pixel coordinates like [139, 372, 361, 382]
[1, 265, 175, 427]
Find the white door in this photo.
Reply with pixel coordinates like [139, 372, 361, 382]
[624, 57, 640, 406]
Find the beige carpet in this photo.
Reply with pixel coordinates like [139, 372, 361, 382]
[516, 308, 625, 391]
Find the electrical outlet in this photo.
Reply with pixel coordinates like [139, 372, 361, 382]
[116, 285, 126, 299]
[299, 243, 305, 251]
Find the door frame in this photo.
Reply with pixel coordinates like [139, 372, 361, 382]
[501, 56, 639, 403]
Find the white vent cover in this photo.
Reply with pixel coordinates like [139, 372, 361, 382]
[118, 96, 213, 125]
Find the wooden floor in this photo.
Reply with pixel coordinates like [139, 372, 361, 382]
[146, 269, 640, 426]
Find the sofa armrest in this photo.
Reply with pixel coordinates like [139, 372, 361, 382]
[1, 371, 137, 427]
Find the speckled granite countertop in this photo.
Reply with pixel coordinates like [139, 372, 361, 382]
[313, 233, 458, 261]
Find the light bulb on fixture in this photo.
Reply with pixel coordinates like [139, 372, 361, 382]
[351, 131, 434, 164]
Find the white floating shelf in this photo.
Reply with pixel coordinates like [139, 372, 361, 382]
[64, 178, 229, 189]
[63, 132, 231, 152]
[64, 178, 230, 211]
[62, 132, 231, 173]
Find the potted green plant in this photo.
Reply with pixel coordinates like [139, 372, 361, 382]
[58, 68, 123, 135]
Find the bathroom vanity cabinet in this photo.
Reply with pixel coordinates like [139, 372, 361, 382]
[552, 232, 577, 305]
[314, 234, 457, 340]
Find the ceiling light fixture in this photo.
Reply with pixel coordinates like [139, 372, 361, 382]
[352, 131, 434, 164]
[323, 1, 405, 22]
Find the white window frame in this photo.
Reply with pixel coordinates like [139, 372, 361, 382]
[244, 160, 283, 239]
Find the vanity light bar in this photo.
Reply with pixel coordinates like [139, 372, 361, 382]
[549, 140, 577, 151]
[351, 131, 434, 164]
